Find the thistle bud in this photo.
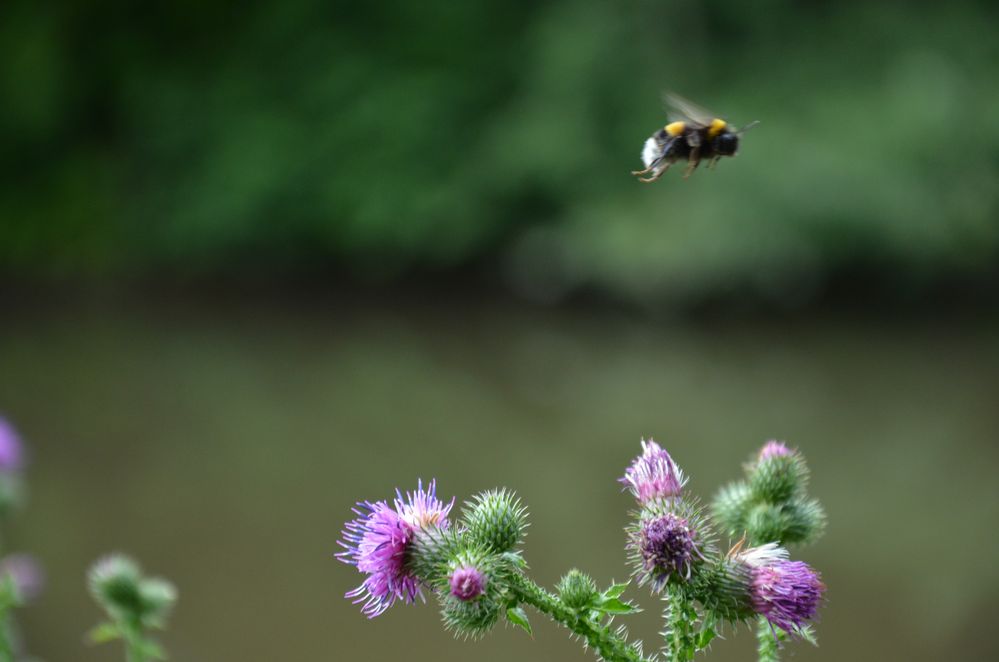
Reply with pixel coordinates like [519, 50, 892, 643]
[88, 554, 176, 626]
[438, 551, 502, 639]
[749, 441, 807, 503]
[746, 503, 787, 545]
[780, 497, 827, 545]
[462, 489, 528, 553]
[557, 569, 598, 610]
[712, 481, 753, 538]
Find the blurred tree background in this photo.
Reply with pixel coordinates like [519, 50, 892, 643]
[3, 0, 998, 305]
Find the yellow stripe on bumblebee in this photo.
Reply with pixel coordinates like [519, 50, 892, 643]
[664, 121, 686, 136]
[707, 118, 727, 139]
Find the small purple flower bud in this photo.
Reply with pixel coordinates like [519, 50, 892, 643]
[0, 417, 25, 472]
[621, 439, 687, 504]
[449, 565, 487, 602]
[336, 479, 454, 618]
[758, 440, 793, 462]
[637, 513, 699, 589]
[751, 560, 825, 632]
[0, 553, 44, 602]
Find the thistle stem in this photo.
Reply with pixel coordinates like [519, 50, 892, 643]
[663, 587, 697, 662]
[507, 572, 649, 662]
[0, 615, 13, 662]
[755, 615, 781, 662]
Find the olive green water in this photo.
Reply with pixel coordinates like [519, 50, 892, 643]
[2, 299, 998, 661]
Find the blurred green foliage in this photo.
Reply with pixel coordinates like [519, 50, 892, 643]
[2, 0, 998, 303]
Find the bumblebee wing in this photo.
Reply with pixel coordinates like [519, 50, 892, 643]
[662, 91, 714, 128]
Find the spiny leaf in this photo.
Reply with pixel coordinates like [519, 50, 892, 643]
[87, 622, 122, 644]
[506, 606, 532, 636]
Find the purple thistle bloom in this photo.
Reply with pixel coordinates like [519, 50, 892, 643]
[751, 560, 825, 632]
[449, 565, 487, 602]
[621, 439, 686, 504]
[0, 553, 45, 602]
[336, 479, 454, 618]
[758, 440, 793, 462]
[0, 417, 24, 472]
[637, 513, 700, 589]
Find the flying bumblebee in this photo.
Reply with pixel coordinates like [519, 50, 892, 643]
[631, 93, 758, 183]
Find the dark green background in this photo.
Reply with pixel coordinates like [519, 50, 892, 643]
[2, 0, 998, 660]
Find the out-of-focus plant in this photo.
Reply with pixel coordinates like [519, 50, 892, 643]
[0, 417, 43, 662]
[713, 441, 827, 661]
[335, 439, 827, 661]
[87, 554, 177, 662]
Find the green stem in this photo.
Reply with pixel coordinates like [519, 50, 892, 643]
[663, 587, 697, 662]
[0, 612, 13, 662]
[507, 573, 649, 662]
[124, 623, 146, 662]
[755, 615, 781, 662]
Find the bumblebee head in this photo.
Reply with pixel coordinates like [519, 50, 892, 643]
[713, 131, 739, 156]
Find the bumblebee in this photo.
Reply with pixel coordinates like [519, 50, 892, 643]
[631, 93, 758, 183]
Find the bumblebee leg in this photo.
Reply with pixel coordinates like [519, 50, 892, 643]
[683, 147, 701, 179]
[631, 165, 654, 176]
[709, 157, 719, 169]
[639, 162, 671, 183]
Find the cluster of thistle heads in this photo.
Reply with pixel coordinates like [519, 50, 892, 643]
[0, 417, 44, 622]
[337, 481, 529, 636]
[1, 416, 177, 661]
[626, 439, 826, 635]
[337, 438, 826, 653]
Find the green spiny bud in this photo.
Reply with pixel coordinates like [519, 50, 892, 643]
[462, 489, 528, 553]
[780, 497, 826, 545]
[89, 555, 143, 617]
[712, 481, 753, 538]
[557, 569, 598, 610]
[746, 503, 786, 545]
[88, 554, 176, 626]
[748, 443, 808, 503]
[437, 548, 504, 639]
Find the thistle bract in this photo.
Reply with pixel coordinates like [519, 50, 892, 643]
[337, 479, 454, 617]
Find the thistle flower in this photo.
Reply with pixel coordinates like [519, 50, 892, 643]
[449, 564, 487, 602]
[621, 439, 686, 504]
[336, 479, 454, 618]
[0, 417, 24, 472]
[758, 440, 792, 461]
[0, 553, 44, 603]
[634, 513, 701, 590]
[750, 560, 825, 632]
